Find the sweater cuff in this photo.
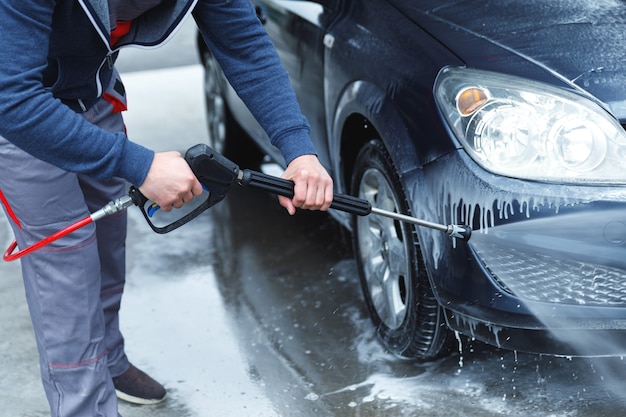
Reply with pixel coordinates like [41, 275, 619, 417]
[272, 128, 318, 165]
[116, 138, 155, 186]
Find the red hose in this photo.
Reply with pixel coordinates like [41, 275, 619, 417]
[3, 215, 94, 262]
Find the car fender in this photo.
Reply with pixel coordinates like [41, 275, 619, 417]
[329, 79, 437, 229]
[330, 80, 423, 189]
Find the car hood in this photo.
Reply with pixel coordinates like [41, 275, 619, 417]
[391, 0, 626, 119]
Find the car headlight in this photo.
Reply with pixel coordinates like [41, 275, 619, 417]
[434, 67, 626, 184]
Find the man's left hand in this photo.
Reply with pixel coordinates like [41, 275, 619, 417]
[279, 154, 333, 215]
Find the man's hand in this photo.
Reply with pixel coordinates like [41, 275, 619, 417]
[138, 151, 203, 211]
[279, 154, 333, 215]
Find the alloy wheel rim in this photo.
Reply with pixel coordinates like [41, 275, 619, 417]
[357, 168, 411, 330]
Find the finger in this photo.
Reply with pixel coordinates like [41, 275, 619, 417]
[278, 195, 296, 215]
[304, 183, 323, 210]
[322, 182, 333, 211]
[292, 177, 308, 207]
[159, 203, 173, 212]
[191, 179, 204, 196]
[301, 185, 316, 209]
[301, 172, 321, 209]
[182, 190, 195, 204]
[314, 184, 327, 210]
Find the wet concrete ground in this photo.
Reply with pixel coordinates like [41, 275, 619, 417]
[3, 20, 626, 417]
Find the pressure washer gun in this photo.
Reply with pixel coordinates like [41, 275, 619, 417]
[182, 144, 472, 240]
[3, 143, 470, 262]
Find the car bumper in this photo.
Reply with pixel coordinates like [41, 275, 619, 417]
[408, 150, 626, 355]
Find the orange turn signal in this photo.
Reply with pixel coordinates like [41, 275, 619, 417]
[456, 87, 489, 116]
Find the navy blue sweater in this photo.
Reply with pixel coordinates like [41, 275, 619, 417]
[0, 0, 316, 186]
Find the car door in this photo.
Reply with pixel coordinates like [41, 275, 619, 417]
[255, 0, 339, 171]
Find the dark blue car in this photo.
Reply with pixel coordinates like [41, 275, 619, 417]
[197, 0, 626, 360]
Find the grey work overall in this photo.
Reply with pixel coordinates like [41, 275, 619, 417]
[0, 71, 130, 416]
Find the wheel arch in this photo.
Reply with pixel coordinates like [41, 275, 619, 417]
[331, 81, 423, 196]
[329, 80, 424, 230]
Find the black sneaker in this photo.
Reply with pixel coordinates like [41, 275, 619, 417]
[112, 363, 167, 405]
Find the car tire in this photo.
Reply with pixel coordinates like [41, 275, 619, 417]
[201, 49, 263, 166]
[351, 140, 451, 360]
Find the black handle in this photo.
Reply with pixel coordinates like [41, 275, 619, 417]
[127, 144, 241, 234]
[239, 169, 372, 216]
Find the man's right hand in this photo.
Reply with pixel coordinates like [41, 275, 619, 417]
[138, 151, 203, 212]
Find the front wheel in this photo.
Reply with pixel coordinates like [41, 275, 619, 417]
[351, 140, 451, 360]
